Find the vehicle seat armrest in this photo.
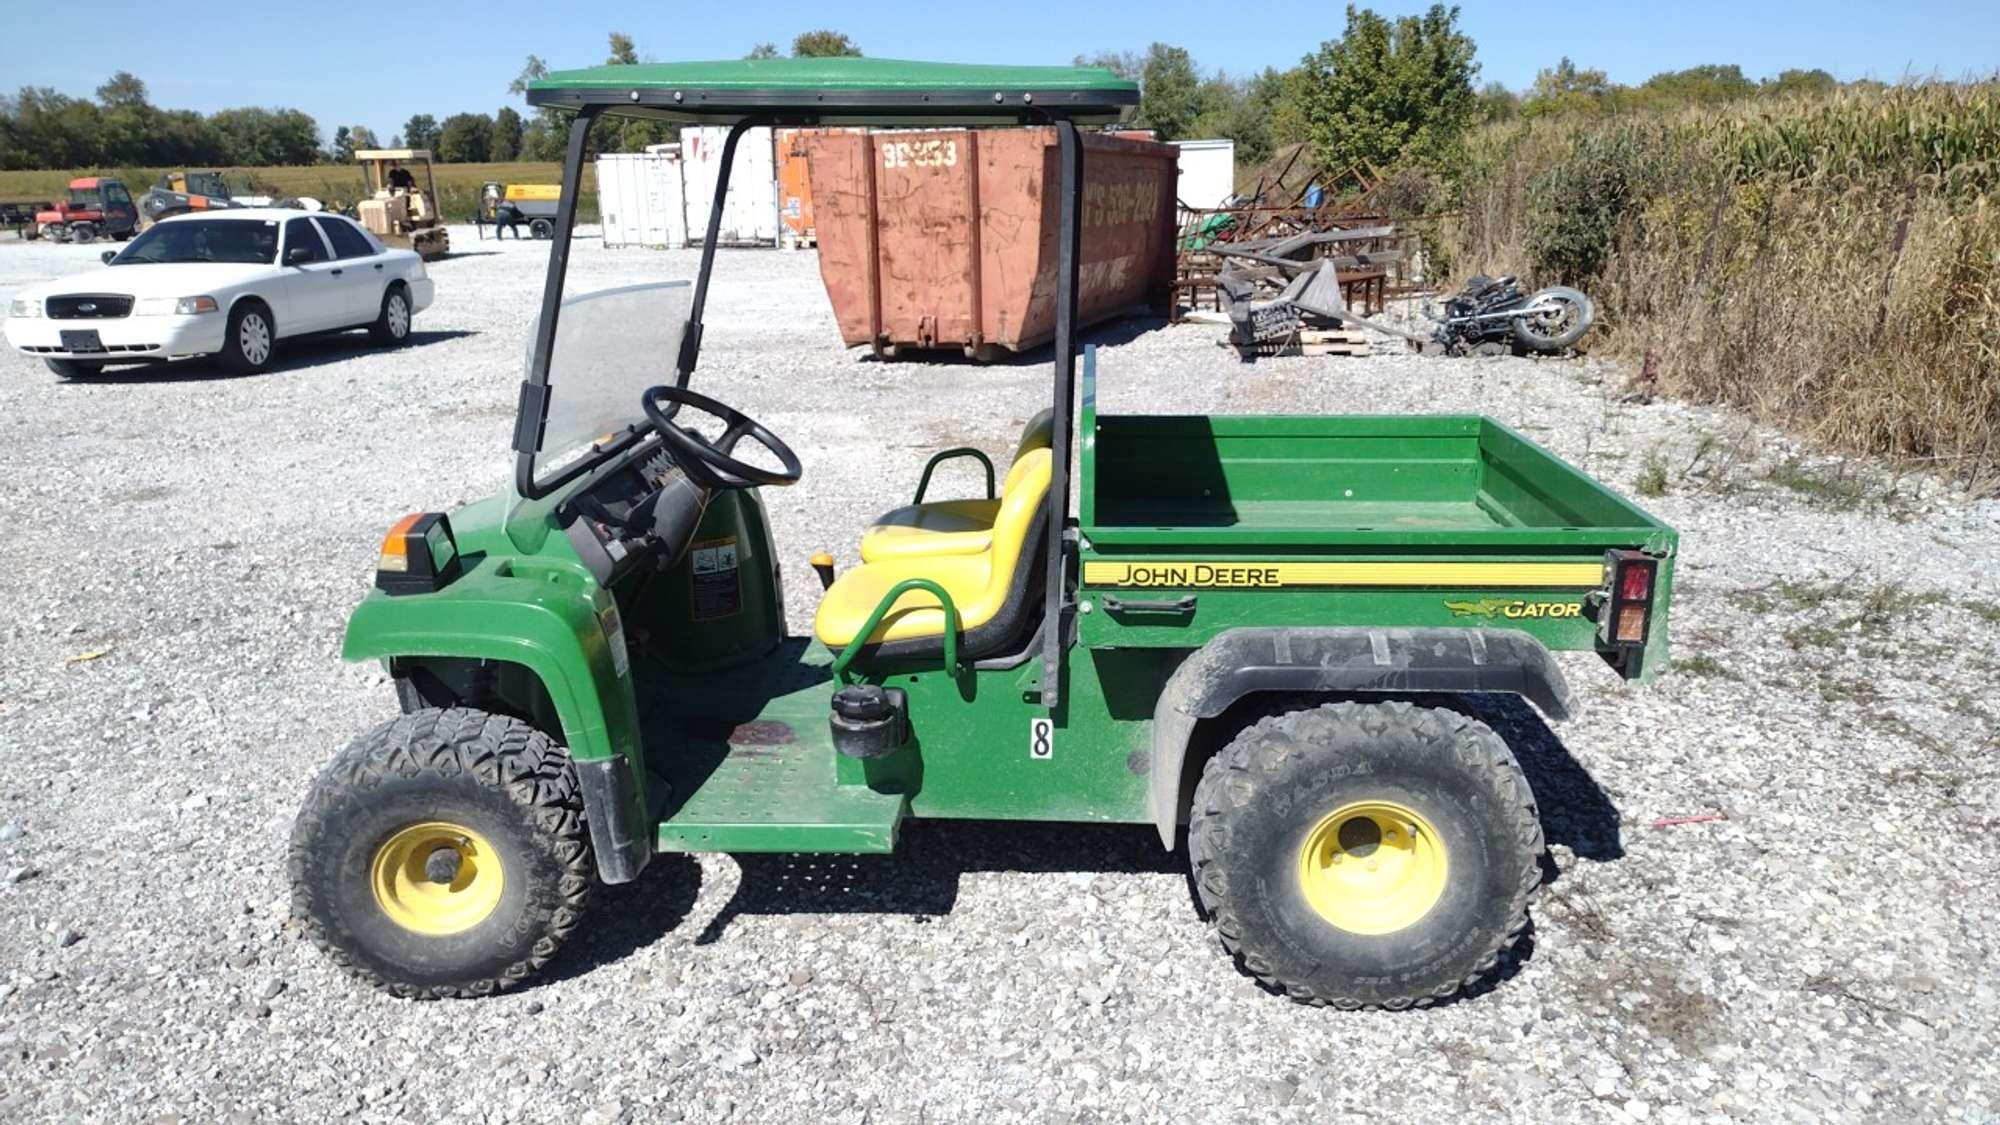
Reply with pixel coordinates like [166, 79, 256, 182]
[913, 448, 995, 504]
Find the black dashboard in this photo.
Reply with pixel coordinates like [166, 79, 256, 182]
[559, 442, 693, 586]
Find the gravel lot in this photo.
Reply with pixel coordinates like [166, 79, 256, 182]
[2, 225, 1996, 1124]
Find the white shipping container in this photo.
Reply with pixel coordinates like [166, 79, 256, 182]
[596, 151, 688, 250]
[679, 126, 779, 245]
[1172, 138, 1236, 214]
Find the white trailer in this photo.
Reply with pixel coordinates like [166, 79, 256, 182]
[678, 125, 780, 246]
[596, 151, 689, 250]
[1171, 138, 1236, 216]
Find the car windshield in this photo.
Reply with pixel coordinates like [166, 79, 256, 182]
[525, 280, 691, 487]
[111, 219, 279, 265]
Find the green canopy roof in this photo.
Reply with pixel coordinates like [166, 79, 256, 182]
[525, 58, 1139, 124]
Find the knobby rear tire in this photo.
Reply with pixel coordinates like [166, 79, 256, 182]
[1189, 700, 1544, 1009]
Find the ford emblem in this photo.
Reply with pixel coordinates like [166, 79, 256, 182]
[78, 302, 97, 313]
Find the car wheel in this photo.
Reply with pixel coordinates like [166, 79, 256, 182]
[219, 301, 275, 374]
[69, 223, 97, 244]
[45, 358, 106, 380]
[368, 283, 412, 346]
[528, 218, 553, 240]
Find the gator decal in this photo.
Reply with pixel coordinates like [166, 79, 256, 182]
[1444, 598, 1586, 619]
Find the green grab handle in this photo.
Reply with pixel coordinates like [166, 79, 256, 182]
[831, 577, 961, 683]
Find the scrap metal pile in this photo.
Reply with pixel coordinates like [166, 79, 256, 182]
[1212, 226, 1415, 351]
[1173, 145, 1430, 355]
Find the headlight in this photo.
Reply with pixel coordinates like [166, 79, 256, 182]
[8, 297, 42, 318]
[135, 295, 220, 315]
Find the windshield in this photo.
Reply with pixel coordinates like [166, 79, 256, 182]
[69, 188, 102, 207]
[524, 280, 690, 487]
[112, 219, 279, 265]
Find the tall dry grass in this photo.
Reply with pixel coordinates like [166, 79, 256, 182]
[1448, 84, 2000, 484]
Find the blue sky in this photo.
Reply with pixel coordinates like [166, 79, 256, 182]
[4, 1, 1996, 143]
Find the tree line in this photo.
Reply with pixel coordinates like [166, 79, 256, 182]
[0, 73, 322, 170]
[0, 9, 1915, 179]
[1083, 6, 1866, 181]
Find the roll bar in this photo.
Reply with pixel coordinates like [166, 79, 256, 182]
[512, 110, 1087, 711]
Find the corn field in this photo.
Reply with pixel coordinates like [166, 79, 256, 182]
[1449, 83, 2000, 485]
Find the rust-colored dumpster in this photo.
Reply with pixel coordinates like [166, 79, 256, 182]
[801, 127, 1179, 359]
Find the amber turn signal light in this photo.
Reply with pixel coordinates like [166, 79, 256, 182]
[375, 513, 461, 595]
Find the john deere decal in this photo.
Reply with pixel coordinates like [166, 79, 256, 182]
[1081, 560, 1602, 589]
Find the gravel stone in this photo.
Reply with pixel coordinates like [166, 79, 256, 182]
[1, 229, 1996, 1122]
[0, 823, 23, 842]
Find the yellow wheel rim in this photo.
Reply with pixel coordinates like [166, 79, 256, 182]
[369, 821, 505, 936]
[1296, 800, 1449, 935]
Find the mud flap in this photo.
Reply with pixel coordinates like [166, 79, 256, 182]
[576, 755, 652, 885]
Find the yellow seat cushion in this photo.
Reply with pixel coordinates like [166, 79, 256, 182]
[817, 447, 1050, 648]
[858, 499, 1000, 561]
[814, 554, 997, 646]
[858, 409, 1054, 564]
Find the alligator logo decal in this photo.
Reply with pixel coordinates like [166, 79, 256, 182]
[1445, 598, 1584, 620]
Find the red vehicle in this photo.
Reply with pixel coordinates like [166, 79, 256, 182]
[34, 178, 139, 244]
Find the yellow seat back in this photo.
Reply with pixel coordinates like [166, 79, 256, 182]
[859, 409, 1055, 565]
[987, 445, 1051, 583]
[815, 446, 1052, 646]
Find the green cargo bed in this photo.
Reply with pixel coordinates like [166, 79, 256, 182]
[1072, 357, 1677, 679]
[1080, 413, 1669, 551]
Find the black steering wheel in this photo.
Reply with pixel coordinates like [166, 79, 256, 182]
[640, 385, 803, 490]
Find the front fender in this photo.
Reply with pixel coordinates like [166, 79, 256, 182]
[342, 559, 652, 883]
[342, 563, 639, 767]
[1148, 627, 1572, 848]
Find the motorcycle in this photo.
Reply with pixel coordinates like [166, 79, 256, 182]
[1429, 275, 1594, 355]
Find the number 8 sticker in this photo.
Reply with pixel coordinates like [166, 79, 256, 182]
[1028, 717, 1054, 760]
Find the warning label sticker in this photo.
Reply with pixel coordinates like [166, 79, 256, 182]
[690, 537, 741, 620]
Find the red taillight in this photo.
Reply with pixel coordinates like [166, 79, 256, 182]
[1599, 549, 1660, 672]
[1618, 562, 1653, 603]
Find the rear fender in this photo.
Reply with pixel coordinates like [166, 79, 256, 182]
[1148, 627, 1572, 848]
[342, 569, 651, 882]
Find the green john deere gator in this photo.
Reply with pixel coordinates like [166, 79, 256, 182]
[289, 57, 1678, 1009]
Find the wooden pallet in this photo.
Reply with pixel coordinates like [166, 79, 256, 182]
[1233, 328, 1372, 358]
